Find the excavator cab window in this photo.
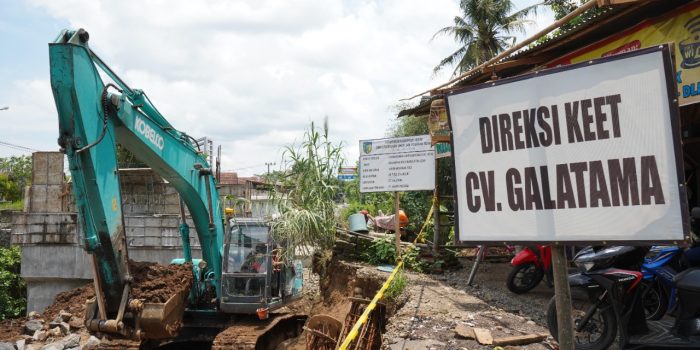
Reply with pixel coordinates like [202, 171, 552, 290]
[222, 220, 272, 300]
[226, 224, 269, 274]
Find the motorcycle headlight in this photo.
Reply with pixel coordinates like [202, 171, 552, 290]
[582, 261, 595, 271]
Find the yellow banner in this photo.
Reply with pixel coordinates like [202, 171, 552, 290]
[552, 2, 700, 106]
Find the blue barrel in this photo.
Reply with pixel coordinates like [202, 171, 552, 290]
[348, 213, 368, 233]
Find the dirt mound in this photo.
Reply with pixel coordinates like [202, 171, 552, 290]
[43, 284, 95, 322]
[129, 261, 193, 303]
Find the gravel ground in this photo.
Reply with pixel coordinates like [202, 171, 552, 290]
[381, 260, 558, 350]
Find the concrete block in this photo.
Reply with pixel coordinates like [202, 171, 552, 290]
[32, 153, 49, 185]
[27, 224, 45, 234]
[12, 213, 27, 225]
[162, 237, 179, 247]
[162, 216, 179, 227]
[127, 227, 145, 237]
[127, 216, 146, 227]
[131, 204, 148, 213]
[145, 217, 162, 227]
[27, 215, 46, 225]
[164, 204, 180, 214]
[129, 237, 144, 246]
[144, 237, 161, 246]
[21, 245, 92, 279]
[12, 224, 27, 235]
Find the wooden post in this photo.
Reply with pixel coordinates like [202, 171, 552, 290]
[552, 245, 574, 350]
[433, 162, 440, 254]
[467, 245, 486, 286]
[394, 191, 401, 261]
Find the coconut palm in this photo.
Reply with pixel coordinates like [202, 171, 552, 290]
[433, 0, 539, 77]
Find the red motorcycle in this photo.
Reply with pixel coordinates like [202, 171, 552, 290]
[507, 245, 552, 294]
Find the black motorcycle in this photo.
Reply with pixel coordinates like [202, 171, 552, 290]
[547, 244, 700, 350]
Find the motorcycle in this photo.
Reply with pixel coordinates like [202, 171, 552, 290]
[547, 244, 700, 350]
[640, 245, 700, 320]
[640, 245, 683, 320]
[507, 245, 552, 294]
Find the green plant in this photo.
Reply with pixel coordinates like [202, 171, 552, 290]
[402, 244, 429, 273]
[0, 156, 32, 202]
[269, 119, 344, 260]
[385, 269, 407, 301]
[0, 246, 26, 320]
[0, 201, 23, 211]
[365, 236, 396, 265]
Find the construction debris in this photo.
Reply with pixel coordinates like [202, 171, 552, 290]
[493, 333, 549, 346]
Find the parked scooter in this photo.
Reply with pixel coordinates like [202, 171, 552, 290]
[640, 245, 683, 320]
[507, 245, 552, 294]
[547, 243, 700, 350]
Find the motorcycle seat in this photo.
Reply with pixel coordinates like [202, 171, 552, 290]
[673, 267, 700, 292]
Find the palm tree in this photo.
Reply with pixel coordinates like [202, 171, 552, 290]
[433, 0, 539, 77]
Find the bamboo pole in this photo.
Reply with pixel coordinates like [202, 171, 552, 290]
[402, 0, 599, 101]
[394, 192, 401, 260]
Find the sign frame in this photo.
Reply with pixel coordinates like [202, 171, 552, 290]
[445, 44, 688, 245]
[358, 135, 436, 193]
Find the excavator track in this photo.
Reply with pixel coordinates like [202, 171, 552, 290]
[212, 314, 307, 350]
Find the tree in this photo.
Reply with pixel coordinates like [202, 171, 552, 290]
[544, 0, 603, 31]
[432, 0, 538, 77]
[0, 156, 32, 202]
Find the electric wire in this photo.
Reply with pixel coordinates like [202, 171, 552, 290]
[0, 140, 40, 153]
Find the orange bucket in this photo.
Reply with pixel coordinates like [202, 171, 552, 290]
[256, 307, 269, 320]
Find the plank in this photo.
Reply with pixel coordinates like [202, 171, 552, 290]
[493, 333, 549, 346]
[473, 328, 493, 345]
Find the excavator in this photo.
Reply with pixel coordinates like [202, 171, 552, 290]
[49, 28, 307, 349]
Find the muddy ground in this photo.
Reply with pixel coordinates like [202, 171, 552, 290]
[1, 255, 565, 350]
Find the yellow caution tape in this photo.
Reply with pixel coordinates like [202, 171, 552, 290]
[338, 196, 437, 349]
[337, 260, 404, 350]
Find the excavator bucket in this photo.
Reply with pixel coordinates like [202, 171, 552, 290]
[84, 286, 189, 340]
[138, 287, 190, 339]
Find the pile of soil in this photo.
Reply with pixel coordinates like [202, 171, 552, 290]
[43, 284, 95, 322]
[0, 318, 26, 341]
[129, 261, 193, 303]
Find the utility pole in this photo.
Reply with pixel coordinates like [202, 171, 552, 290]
[265, 162, 276, 175]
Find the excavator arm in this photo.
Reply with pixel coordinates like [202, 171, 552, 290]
[49, 29, 224, 335]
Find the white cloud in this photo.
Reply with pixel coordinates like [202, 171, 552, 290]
[5, 0, 552, 174]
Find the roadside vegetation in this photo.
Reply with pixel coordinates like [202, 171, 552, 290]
[0, 156, 32, 204]
[0, 246, 25, 320]
[268, 118, 344, 260]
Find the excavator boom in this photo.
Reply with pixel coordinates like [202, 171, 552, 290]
[50, 29, 224, 336]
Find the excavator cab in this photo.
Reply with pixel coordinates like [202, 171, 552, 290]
[220, 218, 303, 315]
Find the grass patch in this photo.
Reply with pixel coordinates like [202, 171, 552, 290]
[0, 201, 22, 211]
[385, 269, 407, 301]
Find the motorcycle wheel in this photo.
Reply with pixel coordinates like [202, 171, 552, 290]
[546, 296, 617, 350]
[641, 280, 667, 321]
[506, 263, 544, 294]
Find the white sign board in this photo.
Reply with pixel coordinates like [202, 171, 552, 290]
[447, 46, 687, 244]
[359, 135, 436, 192]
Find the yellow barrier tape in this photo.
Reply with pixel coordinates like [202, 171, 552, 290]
[338, 196, 437, 349]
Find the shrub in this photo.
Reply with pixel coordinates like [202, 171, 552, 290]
[0, 246, 25, 319]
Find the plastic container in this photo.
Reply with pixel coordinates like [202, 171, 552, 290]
[348, 213, 369, 233]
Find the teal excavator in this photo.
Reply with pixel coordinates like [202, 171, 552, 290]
[49, 28, 306, 349]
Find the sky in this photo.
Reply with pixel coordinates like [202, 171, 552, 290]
[0, 0, 554, 176]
